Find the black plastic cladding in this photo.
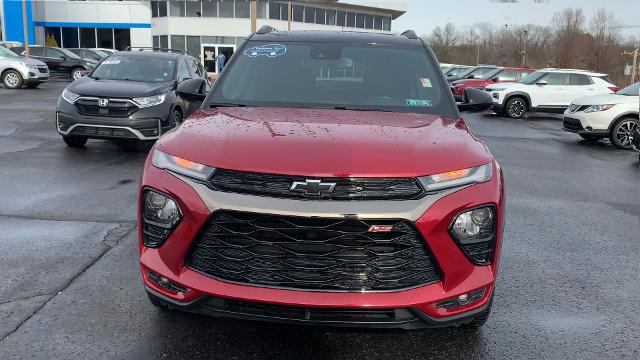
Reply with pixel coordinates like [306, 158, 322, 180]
[448, 205, 497, 265]
[186, 210, 441, 292]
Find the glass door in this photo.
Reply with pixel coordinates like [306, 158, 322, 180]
[201, 44, 236, 74]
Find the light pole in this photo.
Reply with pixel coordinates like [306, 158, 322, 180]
[521, 29, 528, 67]
[22, 0, 29, 57]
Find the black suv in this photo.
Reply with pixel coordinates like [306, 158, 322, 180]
[56, 48, 210, 147]
[446, 65, 498, 83]
[10, 46, 97, 80]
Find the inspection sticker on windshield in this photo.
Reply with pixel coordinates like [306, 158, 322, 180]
[419, 78, 432, 87]
[405, 99, 432, 107]
[102, 57, 121, 65]
[244, 44, 287, 58]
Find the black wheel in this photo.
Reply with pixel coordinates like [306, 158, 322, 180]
[459, 300, 493, 329]
[25, 83, 40, 89]
[504, 96, 527, 119]
[579, 134, 601, 141]
[70, 67, 84, 80]
[2, 69, 24, 89]
[609, 117, 639, 150]
[171, 108, 183, 127]
[62, 135, 88, 148]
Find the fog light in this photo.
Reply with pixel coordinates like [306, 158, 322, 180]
[147, 270, 187, 293]
[458, 294, 469, 305]
[450, 206, 497, 265]
[436, 288, 486, 309]
[142, 189, 182, 248]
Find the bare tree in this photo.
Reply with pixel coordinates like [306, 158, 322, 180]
[588, 8, 621, 72]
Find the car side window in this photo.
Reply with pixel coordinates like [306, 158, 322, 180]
[569, 74, 592, 85]
[177, 58, 191, 82]
[541, 73, 567, 85]
[186, 58, 201, 78]
[27, 47, 44, 56]
[498, 70, 518, 81]
[46, 48, 65, 59]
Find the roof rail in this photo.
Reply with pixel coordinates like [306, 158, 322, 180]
[124, 46, 189, 55]
[401, 30, 418, 40]
[256, 25, 278, 35]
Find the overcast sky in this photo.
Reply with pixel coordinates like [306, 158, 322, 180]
[349, 0, 640, 41]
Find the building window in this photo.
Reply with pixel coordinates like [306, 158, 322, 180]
[151, 1, 159, 17]
[336, 10, 345, 27]
[159, 35, 169, 49]
[186, 0, 202, 17]
[256, 0, 267, 18]
[235, 0, 250, 18]
[326, 9, 336, 26]
[365, 15, 374, 29]
[44, 27, 61, 47]
[292, 5, 303, 22]
[158, 1, 168, 17]
[62, 27, 79, 48]
[382, 17, 391, 31]
[268, 2, 280, 20]
[171, 35, 185, 51]
[114, 28, 130, 50]
[153, 36, 160, 48]
[219, 1, 233, 18]
[346, 12, 355, 27]
[304, 7, 314, 23]
[80, 28, 96, 48]
[356, 13, 365, 28]
[186, 35, 201, 59]
[169, 1, 185, 16]
[315, 8, 325, 25]
[374, 16, 382, 30]
[97, 28, 113, 48]
[202, 0, 217, 17]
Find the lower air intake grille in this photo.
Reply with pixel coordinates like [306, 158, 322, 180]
[186, 211, 440, 292]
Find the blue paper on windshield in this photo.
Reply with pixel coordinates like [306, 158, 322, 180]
[405, 99, 432, 107]
[244, 44, 287, 58]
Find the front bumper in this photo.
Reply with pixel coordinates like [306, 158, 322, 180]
[17, 65, 49, 83]
[56, 96, 172, 140]
[138, 160, 505, 328]
[562, 110, 611, 136]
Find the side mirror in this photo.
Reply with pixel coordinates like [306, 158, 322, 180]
[536, 80, 548, 86]
[457, 87, 493, 112]
[466, 75, 475, 79]
[491, 77, 499, 82]
[176, 78, 207, 101]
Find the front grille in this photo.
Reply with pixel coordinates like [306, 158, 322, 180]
[203, 296, 417, 324]
[187, 211, 440, 292]
[70, 125, 137, 138]
[563, 117, 584, 132]
[208, 169, 425, 201]
[75, 98, 138, 117]
[37, 66, 48, 73]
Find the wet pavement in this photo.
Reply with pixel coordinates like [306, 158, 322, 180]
[0, 81, 638, 359]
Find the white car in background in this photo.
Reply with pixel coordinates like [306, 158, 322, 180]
[563, 82, 639, 149]
[487, 68, 618, 119]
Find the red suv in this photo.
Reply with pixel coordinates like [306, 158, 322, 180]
[451, 67, 535, 101]
[138, 28, 505, 329]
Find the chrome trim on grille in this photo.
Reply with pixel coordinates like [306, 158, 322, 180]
[56, 118, 162, 140]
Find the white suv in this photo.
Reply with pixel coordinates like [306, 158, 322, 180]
[563, 82, 639, 149]
[486, 68, 618, 119]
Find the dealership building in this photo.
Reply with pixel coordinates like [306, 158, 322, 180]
[0, 0, 405, 72]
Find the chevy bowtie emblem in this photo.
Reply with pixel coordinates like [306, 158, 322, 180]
[290, 179, 336, 195]
[98, 98, 109, 107]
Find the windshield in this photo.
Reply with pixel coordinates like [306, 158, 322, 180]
[483, 68, 503, 80]
[90, 55, 175, 82]
[616, 82, 639, 96]
[93, 50, 109, 59]
[58, 48, 82, 59]
[519, 70, 546, 85]
[465, 67, 497, 80]
[447, 67, 468, 77]
[209, 41, 453, 116]
[0, 46, 18, 58]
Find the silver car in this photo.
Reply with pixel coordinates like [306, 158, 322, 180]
[0, 46, 50, 89]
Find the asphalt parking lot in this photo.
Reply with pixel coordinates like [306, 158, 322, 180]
[0, 81, 638, 360]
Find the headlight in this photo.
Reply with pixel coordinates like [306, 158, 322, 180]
[450, 206, 497, 265]
[584, 104, 615, 113]
[418, 163, 492, 192]
[61, 88, 80, 104]
[133, 94, 166, 108]
[142, 189, 181, 248]
[152, 149, 216, 181]
[20, 62, 38, 71]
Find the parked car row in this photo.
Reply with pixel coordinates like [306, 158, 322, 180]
[9, 45, 100, 81]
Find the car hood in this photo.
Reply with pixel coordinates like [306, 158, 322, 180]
[156, 107, 493, 178]
[15, 56, 46, 66]
[68, 76, 173, 98]
[571, 93, 638, 105]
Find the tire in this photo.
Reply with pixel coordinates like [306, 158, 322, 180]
[459, 299, 493, 329]
[504, 96, 527, 119]
[2, 69, 24, 89]
[609, 117, 639, 150]
[579, 134, 601, 141]
[70, 67, 84, 80]
[171, 108, 183, 127]
[62, 135, 88, 148]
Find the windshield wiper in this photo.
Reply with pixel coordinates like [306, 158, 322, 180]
[209, 103, 246, 108]
[333, 106, 394, 112]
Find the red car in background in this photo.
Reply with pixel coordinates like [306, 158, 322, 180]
[451, 67, 535, 101]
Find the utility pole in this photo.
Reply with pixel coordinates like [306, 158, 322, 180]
[250, 1, 256, 33]
[622, 48, 639, 84]
[287, 1, 292, 31]
[521, 29, 528, 67]
[22, 0, 29, 57]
